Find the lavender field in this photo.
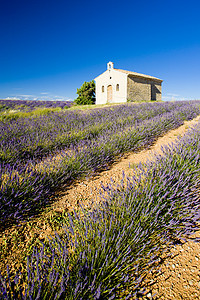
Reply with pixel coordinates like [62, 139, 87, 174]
[1, 100, 200, 227]
[1, 100, 200, 299]
[0, 99, 72, 113]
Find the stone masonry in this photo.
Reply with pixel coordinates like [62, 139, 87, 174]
[127, 76, 162, 102]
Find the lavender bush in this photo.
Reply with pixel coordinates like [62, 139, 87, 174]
[1, 101, 200, 227]
[1, 118, 200, 299]
[0, 101, 199, 165]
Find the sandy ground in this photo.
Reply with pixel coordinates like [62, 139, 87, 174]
[52, 115, 200, 299]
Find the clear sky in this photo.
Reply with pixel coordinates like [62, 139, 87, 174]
[0, 0, 200, 101]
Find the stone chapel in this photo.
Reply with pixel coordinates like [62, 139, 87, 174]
[94, 62, 163, 104]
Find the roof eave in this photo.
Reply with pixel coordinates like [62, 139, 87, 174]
[127, 73, 163, 82]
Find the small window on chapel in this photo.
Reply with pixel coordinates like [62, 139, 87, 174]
[116, 84, 119, 91]
[102, 86, 104, 93]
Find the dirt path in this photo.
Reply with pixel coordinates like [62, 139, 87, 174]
[52, 115, 200, 300]
[1, 116, 200, 298]
[53, 116, 200, 212]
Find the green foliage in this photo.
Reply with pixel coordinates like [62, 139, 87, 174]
[0, 107, 62, 121]
[75, 80, 96, 105]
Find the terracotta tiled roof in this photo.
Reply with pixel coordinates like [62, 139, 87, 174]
[114, 69, 163, 82]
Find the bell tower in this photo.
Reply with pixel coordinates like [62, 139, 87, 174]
[107, 61, 114, 70]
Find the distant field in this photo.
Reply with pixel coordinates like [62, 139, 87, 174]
[1, 100, 200, 299]
[0, 99, 73, 111]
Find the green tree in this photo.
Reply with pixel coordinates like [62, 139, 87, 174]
[75, 80, 96, 105]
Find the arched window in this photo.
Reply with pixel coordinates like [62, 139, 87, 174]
[116, 84, 119, 91]
[102, 86, 104, 93]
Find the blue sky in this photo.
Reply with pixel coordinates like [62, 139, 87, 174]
[0, 0, 200, 101]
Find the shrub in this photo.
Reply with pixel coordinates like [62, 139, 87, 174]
[75, 80, 95, 105]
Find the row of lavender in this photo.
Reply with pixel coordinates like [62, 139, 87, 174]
[0, 100, 72, 113]
[0, 101, 198, 165]
[1, 101, 200, 228]
[1, 115, 200, 299]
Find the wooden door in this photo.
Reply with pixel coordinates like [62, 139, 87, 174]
[107, 85, 112, 103]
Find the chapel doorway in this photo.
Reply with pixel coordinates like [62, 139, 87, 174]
[151, 83, 161, 101]
[107, 85, 113, 103]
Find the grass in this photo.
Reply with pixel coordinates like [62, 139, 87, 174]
[68, 101, 163, 111]
[68, 102, 126, 111]
[0, 101, 131, 116]
[0, 107, 63, 121]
